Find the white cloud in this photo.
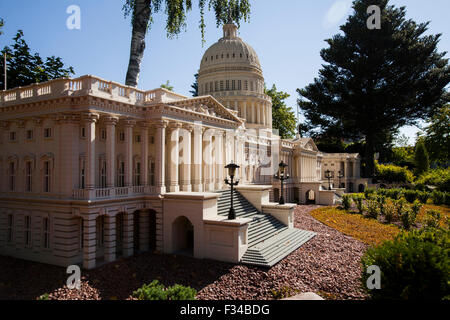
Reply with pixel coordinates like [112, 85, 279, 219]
[323, 0, 353, 29]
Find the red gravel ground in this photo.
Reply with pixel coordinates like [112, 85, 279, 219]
[0, 206, 369, 300]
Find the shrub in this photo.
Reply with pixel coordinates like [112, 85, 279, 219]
[404, 190, 419, 203]
[384, 201, 395, 224]
[354, 195, 365, 215]
[376, 195, 387, 216]
[342, 194, 352, 211]
[361, 228, 450, 300]
[400, 208, 416, 230]
[416, 167, 450, 192]
[424, 210, 442, 229]
[366, 200, 379, 219]
[38, 293, 49, 300]
[432, 190, 445, 205]
[132, 280, 196, 300]
[418, 191, 431, 204]
[364, 187, 377, 200]
[375, 162, 414, 184]
[394, 197, 407, 219]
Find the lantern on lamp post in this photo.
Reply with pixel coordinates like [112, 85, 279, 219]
[224, 162, 240, 220]
[274, 161, 289, 205]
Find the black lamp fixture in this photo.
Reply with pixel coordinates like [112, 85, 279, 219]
[224, 162, 240, 220]
[274, 161, 289, 205]
[325, 169, 334, 190]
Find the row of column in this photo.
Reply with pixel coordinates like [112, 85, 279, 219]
[226, 100, 272, 127]
[83, 210, 152, 269]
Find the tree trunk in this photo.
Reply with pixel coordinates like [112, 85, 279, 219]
[125, 0, 151, 87]
[365, 134, 375, 179]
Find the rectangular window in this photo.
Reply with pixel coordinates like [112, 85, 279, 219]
[100, 160, 107, 188]
[226, 80, 230, 91]
[215, 81, 219, 92]
[135, 135, 141, 143]
[151, 136, 155, 145]
[250, 81, 254, 91]
[81, 126, 86, 138]
[134, 162, 141, 186]
[80, 159, 86, 189]
[244, 80, 249, 91]
[9, 162, 15, 191]
[44, 128, 52, 138]
[210, 82, 213, 93]
[24, 216, 32, 248]
[43, 217, 50, 249]
[26, 161, 32, 192]
[26, 130, 34, 140]
[9, 132, 16, 141]
[43, 161, 51, 193]
[118, 162, 125, 187]
[220, 81, 224, 91]
[238, 80, 242, 90]
[96, 216, 105, 247]
[232, 80, 236, 91]
[150, 162, 155, 187]
[101, 129, 107, 141]
[7, 214, 14, 242]
[119, 132, 125, 142]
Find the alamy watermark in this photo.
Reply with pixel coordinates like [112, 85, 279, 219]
[66, 265, 81, 290]
[366, 265, 381, 290]
[367, 5, 381, 30]
[66, 5, 81, 30]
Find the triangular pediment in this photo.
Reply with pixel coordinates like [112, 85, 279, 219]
[169, 95, 242, 124]
[296, 138, 319, 152]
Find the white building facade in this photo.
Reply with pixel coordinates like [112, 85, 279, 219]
[0, 23, 367, 269]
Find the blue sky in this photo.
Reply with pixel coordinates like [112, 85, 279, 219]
[1, 0, 449, 145]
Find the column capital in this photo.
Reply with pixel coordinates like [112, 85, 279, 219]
[104, 116, 119, 126]
[168, 122, 182, 132]
[183, 124, 195, 133]
[82, 112, 100, 123]
[153, 119, 169, 129]
[123, 118, 137, 128]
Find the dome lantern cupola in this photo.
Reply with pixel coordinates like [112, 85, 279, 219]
[223, 23, 238, 39]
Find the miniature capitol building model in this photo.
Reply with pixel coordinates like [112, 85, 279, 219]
[0, 22, 369, 269]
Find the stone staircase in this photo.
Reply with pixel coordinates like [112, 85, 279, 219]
[217, 190, 316, 268]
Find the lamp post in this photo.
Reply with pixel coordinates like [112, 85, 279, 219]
[325, 169, 334, 190]
[224, 162, 240, 220]
[274, 161, 289, 205]
[338, 170, 344, 188]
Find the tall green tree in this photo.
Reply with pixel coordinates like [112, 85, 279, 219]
[414, 139, 430, 176]
[123, 0, 251, 87]
[265, 84, 297, 139]
[190, 73, 199, 97]
[419, 104, 450, 164]
[0, 30, 74, 90]
[297, 0, 449, 178]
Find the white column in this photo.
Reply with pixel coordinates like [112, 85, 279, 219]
[82, 215, 97, 269]
[203, 129, 214, 191]
[168, 122, 181, 193]
[124, 120, 135, 187]
[215, 130, 224, 190]
[252, 101, 256, 123]
[155, 120, 168, 194]
[104, 214, 116, 262]
[139, 210, 150, 252]
[192, 125, 204, 192]
[243, 101, 247, 122]
[234, 100, 238, 112]
[181, 125, 193, 192]
[122, 212, 134, 257]
[105, 117, 118, 188]
[141, 124, 149, 187]
[83, 113, 99, 191]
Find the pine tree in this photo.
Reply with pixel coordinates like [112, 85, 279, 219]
[298, 0, 449, 178]
[414, 140, 430, 176]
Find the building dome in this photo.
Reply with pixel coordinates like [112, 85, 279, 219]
[199, 24, 262, 72]
[197, 23, 271, 129]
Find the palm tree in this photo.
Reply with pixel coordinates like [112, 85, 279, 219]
[123, 0, 251, 87]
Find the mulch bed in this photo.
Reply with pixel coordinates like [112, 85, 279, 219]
[0, 206, 369, 300]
